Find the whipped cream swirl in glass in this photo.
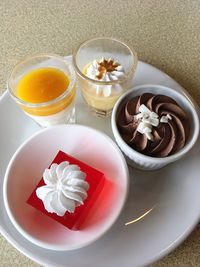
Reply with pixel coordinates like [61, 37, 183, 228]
[85, 58, 125, 97]
[36, 161, 89, 216]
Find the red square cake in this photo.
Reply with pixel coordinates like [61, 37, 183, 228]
[27, 150, 105, 230]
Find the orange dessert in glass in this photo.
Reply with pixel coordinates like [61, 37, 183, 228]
[8, 54, 76, 127]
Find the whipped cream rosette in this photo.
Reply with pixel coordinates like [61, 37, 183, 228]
[85, 58, 125, 97]
[36, 161, 89, 216]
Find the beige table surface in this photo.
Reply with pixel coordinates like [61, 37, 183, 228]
[0, 0, 200, 266]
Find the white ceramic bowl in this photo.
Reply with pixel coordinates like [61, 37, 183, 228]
[112, 84, 200, 170]
[3, 124, 129, 250]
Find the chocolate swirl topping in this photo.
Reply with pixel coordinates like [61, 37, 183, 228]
[117, 93, 190, 157]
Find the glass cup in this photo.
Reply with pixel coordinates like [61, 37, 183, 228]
[73, 37, 138, 117]
[8, 54, 76, 127]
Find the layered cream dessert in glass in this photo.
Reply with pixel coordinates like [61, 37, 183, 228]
[73, 37, 138, 117]
[8, 54, 76, 127]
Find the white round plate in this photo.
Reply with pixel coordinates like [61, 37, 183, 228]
[3, 125, 128, 251]
[0, 56, 200, 267]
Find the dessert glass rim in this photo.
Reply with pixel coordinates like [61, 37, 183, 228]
[72, 36, 138, 85]
[112, 84, 200, 163]
[7, 53, 76, 108]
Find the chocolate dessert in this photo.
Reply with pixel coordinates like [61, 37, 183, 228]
[117, 93, 190, 157]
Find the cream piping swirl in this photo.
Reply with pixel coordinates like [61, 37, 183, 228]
[36, 161, 89, 216]
[117, 93, 190, 157]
